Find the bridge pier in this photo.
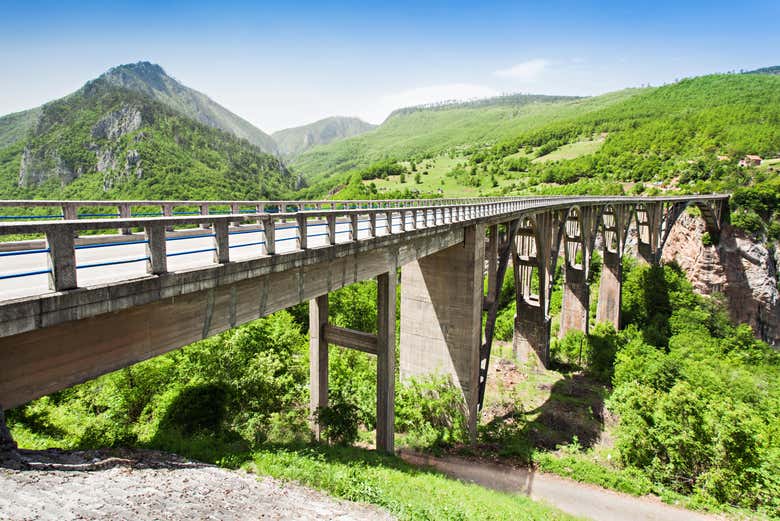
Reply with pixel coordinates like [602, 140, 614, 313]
[308, 270, 396, 453]
[514, 302, 551, 367]
[596, 251, 622, 328]
[560, 265, 590, 336]
[400, 224, 485, 441]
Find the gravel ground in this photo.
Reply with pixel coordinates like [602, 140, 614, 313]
[0, 448, 394, 521]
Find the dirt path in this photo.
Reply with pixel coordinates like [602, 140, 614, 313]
[0, 448, 394, 521]
[399, 451, 722, 521]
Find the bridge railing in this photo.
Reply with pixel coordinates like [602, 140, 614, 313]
[0, 195, 729, 296]
[0, 198, 545, 292]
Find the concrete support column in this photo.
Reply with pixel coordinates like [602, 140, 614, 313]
[376, 271, 396, 454]
[400, 224, 485, 441]
[514, 302, 550, 368]
[596, 251, 622, 329]
[309, 294, 329, 440]
[560, 265, 590, 336]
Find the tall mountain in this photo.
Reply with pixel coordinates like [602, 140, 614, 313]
[0, 65, 293, 200]
[272, 116, 376, 159]
[99, 62, 278, 154]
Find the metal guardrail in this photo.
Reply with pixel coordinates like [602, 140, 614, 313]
[0, 195, 729, 293]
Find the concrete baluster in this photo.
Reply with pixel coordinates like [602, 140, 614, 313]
[46, 227, 77, 291]
[263, 216, 275, 255]
[297, 214, 308, 250]
[213, 219, 230, 264]
[118, 204, 132, 235]
[145, 224, 167, 275]
[350, 213, 359, 241]
[327, 214, 337, 245]
[199, 205, 210, 229]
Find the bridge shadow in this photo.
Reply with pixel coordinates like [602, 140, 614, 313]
[479, 369, 606, 463]
[3, 447, 213, 472]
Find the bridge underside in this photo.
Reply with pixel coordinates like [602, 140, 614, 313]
[0, 225, 463, 411]
[0, 196, 730, 453]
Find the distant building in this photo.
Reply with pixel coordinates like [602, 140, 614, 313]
[717, 155, 730, 161]
[739, 155, 763, 167]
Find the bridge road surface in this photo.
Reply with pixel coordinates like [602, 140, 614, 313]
[0, 215, 405, 301]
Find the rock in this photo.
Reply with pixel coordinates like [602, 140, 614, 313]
[91, 106, 142, 141]
[662, 213, 780, 347]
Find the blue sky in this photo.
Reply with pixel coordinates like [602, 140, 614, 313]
[1, 0, 779, 131]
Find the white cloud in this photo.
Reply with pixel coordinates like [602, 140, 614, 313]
[493, 59, 549, 81]
[359, 83, 500, 123]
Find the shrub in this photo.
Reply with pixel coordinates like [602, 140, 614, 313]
[315, 399, 360, 446]
[395, 375, 469, 447]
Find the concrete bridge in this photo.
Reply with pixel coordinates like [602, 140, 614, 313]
[0, 195, 729, 452]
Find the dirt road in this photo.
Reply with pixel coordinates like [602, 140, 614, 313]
[400, 451, 722, 521]
[0, 448, 393, 521]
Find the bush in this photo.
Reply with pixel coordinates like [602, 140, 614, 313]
[395, 375, 469, 447]
[315, 399, 360, 446]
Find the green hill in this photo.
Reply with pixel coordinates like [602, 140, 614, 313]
[0, 74, 292, 201]
[272, 116, 376, 159]
[289, 91, 635, 190]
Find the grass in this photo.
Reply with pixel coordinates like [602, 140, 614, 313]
[246, 444, 581, 520]
[365, 153, 518, 197]
[293, 89, 643, 182]
[532, 138, 605, 163]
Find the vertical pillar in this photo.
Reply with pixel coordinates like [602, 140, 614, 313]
[560, 265, 590, 336]
[309, 294, 329, 440]
[486, 225, 498, 309]
[46, 228, 77, 291]
[400, 224, 485, 441]
[118, 204, 132, 235]
[596, 251, 622, 329]
[376, 271, 396, 453]
[513, 212, 563, 369]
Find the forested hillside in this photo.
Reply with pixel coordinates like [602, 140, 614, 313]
[0, 76, 293, 200]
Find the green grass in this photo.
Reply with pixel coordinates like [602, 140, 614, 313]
[532, 138, 604, 163]
[246, 444, 580, 520]
[365, 154, 518, 197]
[292, 89, 643, 183]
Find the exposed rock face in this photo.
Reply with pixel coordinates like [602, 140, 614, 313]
[18, 147, 79, 187]
[662, 213, 780, 347]
[91, 106, 142, 140]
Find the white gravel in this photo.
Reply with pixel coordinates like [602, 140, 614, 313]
[0, 449, 394, 521]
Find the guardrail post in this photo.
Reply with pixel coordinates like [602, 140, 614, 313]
[145, 224, 167, 275]
[327, 214, 337, 245]
[118, 204, 132, 235]
[61, 203, 77, 221]
[200, 205, 210, 229]
[230, 203, 241, 227]
[369, 212, 377, 238]
[162, 204, 174, 232]
[297, 214, 308, 250]
[350, 213, 359, 241]
[213, 219, 230, 264]
[263, 216, 275, 255]
[46, 227, 77, 291]
[385, 211, 393, 234]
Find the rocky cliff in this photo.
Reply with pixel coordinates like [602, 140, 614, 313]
[662, 213, 779, 347]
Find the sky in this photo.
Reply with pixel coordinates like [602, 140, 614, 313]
[1, 1, 779, 133]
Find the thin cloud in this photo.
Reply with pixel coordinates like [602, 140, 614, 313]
[494, 59, 549, 81]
